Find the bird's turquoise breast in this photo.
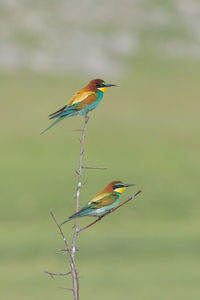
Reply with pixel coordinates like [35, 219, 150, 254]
[79, 90, 104, 115]
[90, 198, 120, 217]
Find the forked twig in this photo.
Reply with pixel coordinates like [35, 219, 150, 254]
[49, 209, 79, 299]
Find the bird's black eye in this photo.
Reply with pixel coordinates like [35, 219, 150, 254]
[96, 82, 105, 88]
[114, 184, 124, 189]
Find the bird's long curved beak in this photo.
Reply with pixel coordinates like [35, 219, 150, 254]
[104, 84, 116, 87]
[123, 184, 136, 187]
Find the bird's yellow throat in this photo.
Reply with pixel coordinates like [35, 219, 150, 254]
[115, 187, 126, 194]
[98, 87, 107, 93]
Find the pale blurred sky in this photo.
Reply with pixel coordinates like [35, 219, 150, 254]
[0, 0, 200, 75]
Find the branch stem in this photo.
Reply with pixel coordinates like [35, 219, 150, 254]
[71, 114, 89, 299]
[46, 115, 89, 300]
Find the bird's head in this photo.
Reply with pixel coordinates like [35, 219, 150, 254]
[87, 79, 116, 93]
[105, 181, 135, 195]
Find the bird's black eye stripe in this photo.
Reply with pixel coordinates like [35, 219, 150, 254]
[96, 82, 105, 88]
[114, 184, 124, 189]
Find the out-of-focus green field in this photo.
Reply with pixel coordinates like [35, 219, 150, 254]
[1, 58, 200, 300]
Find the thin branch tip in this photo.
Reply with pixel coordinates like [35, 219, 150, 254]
[82, 165, 108, 170]
[134, 190, 142, 197]
[49, 208, 54, 217]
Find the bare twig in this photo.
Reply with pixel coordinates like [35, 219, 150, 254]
[82, 165, 107, 170]
[49, 209, 69, 248]
[58, 248, 79, 253]
[78, 190, 142, 233]
[72, 129, 83, 132]
[58, 287, 74, 292]
[44, 270, 72, 278]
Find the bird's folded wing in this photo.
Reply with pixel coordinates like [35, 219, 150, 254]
[48, 90, 97, 118]
[88, 192, 118, 208]
[67, 90, 97, 109]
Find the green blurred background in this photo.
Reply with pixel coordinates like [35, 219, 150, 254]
[1, 0, 200, 299]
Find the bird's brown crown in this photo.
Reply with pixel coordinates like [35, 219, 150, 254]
[102, 181, 123, 193]
[85, 79, 105, 91]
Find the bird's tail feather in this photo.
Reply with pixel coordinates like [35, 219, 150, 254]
[61, 212, 81, 226]
[40, 117, 62, 135]
[61, 208, 93, 226]
[61, 217, 72, 226]
[49, 109, 77, 119]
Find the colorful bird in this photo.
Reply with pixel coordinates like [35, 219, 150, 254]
[41, 78, 116, 134]
[61, 181, 135, 225]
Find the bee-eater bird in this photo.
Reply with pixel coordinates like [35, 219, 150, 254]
[41, 78, 116, 134]
[61, 181, 135, 225]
